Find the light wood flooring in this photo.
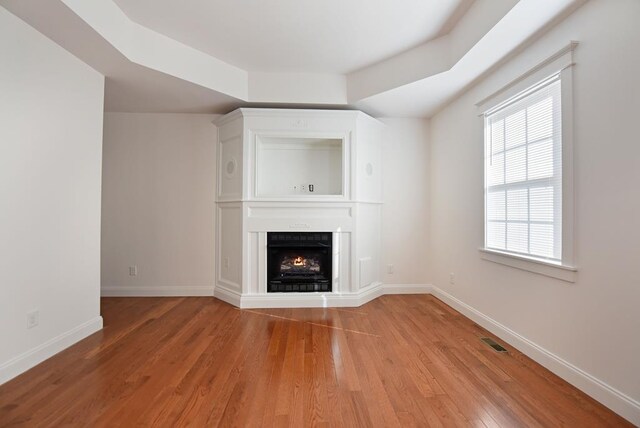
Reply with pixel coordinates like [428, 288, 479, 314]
[0, 295, 632, 427]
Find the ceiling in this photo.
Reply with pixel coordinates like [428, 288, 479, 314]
[112, 0, 471, 74]
[0, 0, 585, 117]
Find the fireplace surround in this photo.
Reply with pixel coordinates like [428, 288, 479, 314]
[214, 108, 383, 308]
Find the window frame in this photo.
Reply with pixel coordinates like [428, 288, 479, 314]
[476, 42, 577, 282]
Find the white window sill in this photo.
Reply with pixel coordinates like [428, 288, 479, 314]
[479, 248, 577, 283]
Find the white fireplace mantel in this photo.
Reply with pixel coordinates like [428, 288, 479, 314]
[213, 108, 383, 308]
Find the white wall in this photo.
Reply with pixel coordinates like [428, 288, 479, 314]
[0, 8, 104, 384]
[429, 0, 640, 422]
[380, 118, 430, 285]
[101, 113, 217, 296]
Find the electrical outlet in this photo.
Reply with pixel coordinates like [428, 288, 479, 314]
[387, 264, 394, 274]
[129, 265, 138, 276]
[27, 310, 39, 329]
[309, 184, 314, 193]
[449, 273, 455, 285]
[301, 184, 307, 193]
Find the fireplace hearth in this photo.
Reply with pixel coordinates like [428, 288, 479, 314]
[267, 232, 332, 292]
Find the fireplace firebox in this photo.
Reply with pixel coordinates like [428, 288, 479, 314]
[267, 232, 332, 292]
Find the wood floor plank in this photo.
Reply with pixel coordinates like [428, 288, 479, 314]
[0, 295, 633, 427]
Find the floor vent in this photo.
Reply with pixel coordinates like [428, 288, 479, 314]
[480, 337, 508, 353]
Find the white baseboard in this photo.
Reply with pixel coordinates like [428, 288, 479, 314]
[101, 284, 431, 301]
[230, 282, 384, 309]
[382, 284, 433, 294]
[101, 286, 214, 297]
[357, 282, 386, 305]
[239, 293, 360, 309]
[430, 286, 640, 426]
[220, 283, 433, 309]
[0, 316, 103, 386]
[213, 285, 242, 307]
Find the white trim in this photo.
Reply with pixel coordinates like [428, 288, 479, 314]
[213, 285, 242, 307]
[482, 72, 561, 117]
[382, 284, 433, 294]
[559, 64, 575, 266]
[101, 286, 214, 297]
[359, 282, 387, 303]
[479, 248, 576, 282]
[430, 286, 640, 426]
[100, 283, 432, 304]
[216, 283, 432, 309]
[213, 108, 382, 127]
[0, 316, 103, 385]
[239, 292, 362, 309]
[234, 282, 384, 309]
[476, 41, 578, 113]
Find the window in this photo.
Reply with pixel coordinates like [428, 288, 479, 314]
[484, 73, 563, 263]
[478, 42, 577, 281]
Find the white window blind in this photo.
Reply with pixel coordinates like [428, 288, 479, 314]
[484, 73, 562, 262]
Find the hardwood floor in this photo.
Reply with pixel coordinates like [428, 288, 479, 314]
[0, 295, 632, 427]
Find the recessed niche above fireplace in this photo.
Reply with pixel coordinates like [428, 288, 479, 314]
[267, 232, 332, 292]
[257, 137, 343, 197]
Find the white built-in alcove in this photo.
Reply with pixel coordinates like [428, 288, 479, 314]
[214, 108, 384, 308]
[256, 136, 343, 197]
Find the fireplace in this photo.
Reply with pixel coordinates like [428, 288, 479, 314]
[267, 232, 332, 292]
